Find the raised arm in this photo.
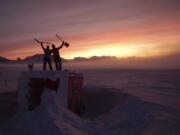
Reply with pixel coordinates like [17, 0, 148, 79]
[34, 38, 45, 50]
[40, 42, 45, 50]
[57, 41, 64, 50]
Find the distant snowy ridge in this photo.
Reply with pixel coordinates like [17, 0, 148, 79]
[1, 53, 179, 69]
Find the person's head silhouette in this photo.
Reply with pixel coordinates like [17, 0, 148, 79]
[46, 46, 50, 49]
[52, 44, 56, 49]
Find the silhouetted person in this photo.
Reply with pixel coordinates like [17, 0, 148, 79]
[40, 43, 52, 71]
[51, 41, 64, 71]
[35, 38, 52, 71]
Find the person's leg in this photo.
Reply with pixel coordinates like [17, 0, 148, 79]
[43, 58, 46, 70]
[55, 59, 59, 71]
[58, 59, 62, 71]
[48, 59, 52, 71]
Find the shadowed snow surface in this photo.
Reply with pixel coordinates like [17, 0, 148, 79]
[0, 87, 179, 135]
[0, 65, 180, 135]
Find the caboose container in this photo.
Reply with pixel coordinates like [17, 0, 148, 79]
[18, 71, 83, 114]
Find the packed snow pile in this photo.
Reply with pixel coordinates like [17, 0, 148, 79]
[17, 71, 69, 112]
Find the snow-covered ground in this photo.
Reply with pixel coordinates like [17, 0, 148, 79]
[80, 69, 180, 111]
[0, 64, 180, 135]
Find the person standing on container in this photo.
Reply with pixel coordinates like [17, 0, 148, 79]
[35, 39, 52, 71]
[52, 35, 70, 71]
[51, 41, 65, 71]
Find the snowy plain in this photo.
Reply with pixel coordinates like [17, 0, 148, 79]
[0, 63, 180, 135]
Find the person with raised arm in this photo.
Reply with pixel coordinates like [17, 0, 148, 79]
[34, 39, 52, 71]
[51, 41, 65, 71]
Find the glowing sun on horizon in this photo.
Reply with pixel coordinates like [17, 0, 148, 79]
[63, 42, 176, 59]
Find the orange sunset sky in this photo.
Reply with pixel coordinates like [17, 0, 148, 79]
[0, 0, 180, 60]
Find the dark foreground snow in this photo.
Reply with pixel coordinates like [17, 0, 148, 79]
[0, 86, 179, 135]
[0, 65, 180, 135]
